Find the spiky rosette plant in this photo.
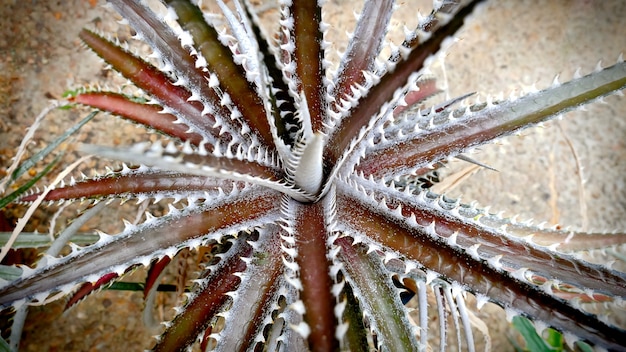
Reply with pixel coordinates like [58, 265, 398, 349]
[1, 0, 626, 351]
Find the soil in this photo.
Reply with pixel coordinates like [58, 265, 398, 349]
[0, 0, 625, 351]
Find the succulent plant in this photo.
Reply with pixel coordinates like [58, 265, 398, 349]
[1, 0, 625, 351]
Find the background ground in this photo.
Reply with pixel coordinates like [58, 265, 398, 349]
[0, 0, 625, 351]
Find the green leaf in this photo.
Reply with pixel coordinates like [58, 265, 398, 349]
[0, 232, 100, 248]
[545, 328, 564, 350]
[512, 316, 556, 352]
[575, 341, 594, 352]
[336, 237, 418, 350]
[0, 336, 10, 352]
[104, 281, 179, 292]
[0, 155, 59, 209]
[7, 110, 97, 185]
[0, 265, 22, 282]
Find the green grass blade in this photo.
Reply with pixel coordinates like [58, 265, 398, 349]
[0, 232, 100, 248]
[0, 155, 60, 209]
[8, 110, 97, 184]
[512, 316, 556, 352]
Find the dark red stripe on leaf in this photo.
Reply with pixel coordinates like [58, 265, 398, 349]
[0, 190, 281, 307]
[336, 192, 625, 351]
[165, 0, 274, 149]
[239, 239, 283, 351]
[176, 152, 284, 182]
[144, 256, 171, 300]
[392, 79, 440, 116]
[358, 61, 626, 178]
[325, 1, 480, 166]
[79, 29, 218, 139]
[293, 201, 338, 351]
[291, 2, 325, 132]
[106, 0, 245, 140]
[65, 272, 119, 310]
[72, 92, 205, 146]
[354, 181, 626, 297]
[221, 230, 285, 352]
[332, 0, 394, 108]
[154, 238, 252, 351]
[19, 173, 235, 202]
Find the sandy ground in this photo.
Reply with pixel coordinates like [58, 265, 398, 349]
[0, 0, 625, 351]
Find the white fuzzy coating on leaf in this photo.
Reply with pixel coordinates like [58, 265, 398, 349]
[4, 1, 626, 351]
[79, 142, 314, 202]
[293, 133, 325, 195]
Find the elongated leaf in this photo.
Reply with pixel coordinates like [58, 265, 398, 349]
[325, 1, 481, 167]
[8, 111, 97, 184]
[359, 61, 626, 177]
[164, 0, 274, 148]
[336, 236, 418, 350]
[72, 92, 205, 146]
[0, 155, 59, 209]
[335, 181, 625, 351]
[154, 234, 253, 351]
[291, 199, 339, 351]
[0, 189, 280, 307]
